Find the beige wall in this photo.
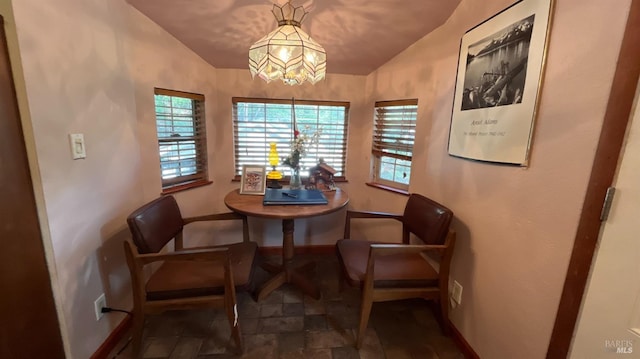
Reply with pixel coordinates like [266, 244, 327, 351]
[360, 0, 630, 358]
[7, 0, 143, 357]
[3, 0, 631, 357]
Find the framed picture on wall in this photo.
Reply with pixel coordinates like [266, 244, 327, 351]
[448, 0, 555, 165]
[240, 165, 266, 195]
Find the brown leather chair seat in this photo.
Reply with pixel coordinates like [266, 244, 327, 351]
[335, 193, 455, 349]
[124, 195, 258, 356]
[337, 239, 439, 288]
[146, 242, 256, 300]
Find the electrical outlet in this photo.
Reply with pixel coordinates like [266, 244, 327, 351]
[452, 281, 463, 305]
[94, 293, 106, 321]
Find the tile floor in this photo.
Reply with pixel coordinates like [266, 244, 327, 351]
[111, 254, 463, 359]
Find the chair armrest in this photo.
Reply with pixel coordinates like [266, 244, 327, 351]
[344, 210, 403, 238]
[136, 247, 229, 265]
[369, 243, 447, 257]
[346, 210, 403, 220]
[182, 212, 250, 243]
[183, 212, 245, 224]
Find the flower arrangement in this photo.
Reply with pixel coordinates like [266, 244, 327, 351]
[282, 125, 321, 169]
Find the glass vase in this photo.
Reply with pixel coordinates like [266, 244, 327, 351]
[289, 167, 302, 190]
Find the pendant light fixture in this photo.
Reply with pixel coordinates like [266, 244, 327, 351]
[248, 1, 326, 85]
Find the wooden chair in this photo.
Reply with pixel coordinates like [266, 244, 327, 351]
[335, 193, 455, 348]
[124, 195, 258, 357]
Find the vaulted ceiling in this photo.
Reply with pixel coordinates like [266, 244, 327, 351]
[127, 0, 462, 75]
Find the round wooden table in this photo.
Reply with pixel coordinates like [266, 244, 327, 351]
[224, 188, 349, 300]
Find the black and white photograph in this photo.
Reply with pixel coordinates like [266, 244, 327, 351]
[461, 15, 535, 111]
[448, 0, 554, 165]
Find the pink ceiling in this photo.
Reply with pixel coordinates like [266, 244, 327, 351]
[126, 0, 462, 75]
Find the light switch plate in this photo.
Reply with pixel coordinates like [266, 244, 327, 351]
[69, 133, 86, 159]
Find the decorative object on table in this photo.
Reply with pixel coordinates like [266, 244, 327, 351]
[266, 142, 283, 189]
[306, 159, 337, 191]
[248, 0, 326, 85]
[240, 165, 267, 195]
[282, 98, 321, 190]
[447, 0, 554, 166]
[289, 167, 303, 190]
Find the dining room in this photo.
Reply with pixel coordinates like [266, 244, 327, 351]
[0, 0, 638, 358]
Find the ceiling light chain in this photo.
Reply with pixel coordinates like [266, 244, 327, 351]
[248, 1, 326, 85]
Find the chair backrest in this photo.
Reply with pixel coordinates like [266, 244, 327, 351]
[403, 193, 453, 245]
[127, 195, 184, 254]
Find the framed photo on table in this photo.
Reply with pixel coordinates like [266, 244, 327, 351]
[240, 165, 266, 195]
[448, 0, 554, 165]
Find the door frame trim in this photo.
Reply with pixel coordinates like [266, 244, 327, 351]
[547, 1, 640, 357]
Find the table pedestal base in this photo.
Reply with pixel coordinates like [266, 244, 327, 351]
[256, 219, 321, 301]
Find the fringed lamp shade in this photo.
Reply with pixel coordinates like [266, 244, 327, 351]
[249, 2, 326, 85]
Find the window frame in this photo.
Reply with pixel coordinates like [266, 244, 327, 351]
[154, 88, 210, 193]
[370, 99, 418, 192]
[232, 97, 350, 182]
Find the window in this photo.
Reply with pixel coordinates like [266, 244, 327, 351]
[154, 88, 208, 191]
[232, 97, 349, 179]
[371, 99, 418, 191]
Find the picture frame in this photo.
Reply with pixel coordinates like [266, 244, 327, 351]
[240, 165, 266, 195]
[448, 0, 554, 165]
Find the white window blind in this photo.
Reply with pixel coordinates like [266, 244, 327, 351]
[154, 88, 208, 189]
[233, 97, 349, 178]
[372, 99, 418, 189]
